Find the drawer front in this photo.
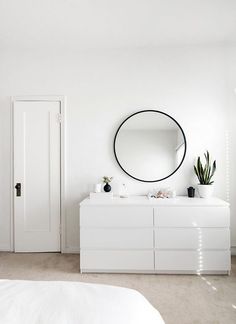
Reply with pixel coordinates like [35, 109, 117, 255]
[155, 250, 231, 271]
[155, 228, 230, 250]
[81, 228, 153, 249]
[81, 250, 154, 271]
[80, 206, 153, 227]
[154, 207, 230, 228]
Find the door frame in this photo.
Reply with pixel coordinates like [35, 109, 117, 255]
[10, 96, 66, 252]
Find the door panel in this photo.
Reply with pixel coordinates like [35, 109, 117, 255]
[14, 101, 61, 252]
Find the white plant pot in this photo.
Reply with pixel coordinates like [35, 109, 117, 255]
[197, 184, 214, 198]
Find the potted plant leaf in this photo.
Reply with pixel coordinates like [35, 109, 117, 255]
[103, 176, 113, 192]
[194, 151, 216, 198]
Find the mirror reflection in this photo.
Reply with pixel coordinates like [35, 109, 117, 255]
[114, 110, 186, 182]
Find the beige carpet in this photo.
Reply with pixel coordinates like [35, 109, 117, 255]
[0, 253, 235, 324]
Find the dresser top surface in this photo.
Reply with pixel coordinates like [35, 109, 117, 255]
[80, 196, 229, 207]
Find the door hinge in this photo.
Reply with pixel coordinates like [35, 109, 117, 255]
[59, 225, 62, 235]
[58, 113, 62, 123]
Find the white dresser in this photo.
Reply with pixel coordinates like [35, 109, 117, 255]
[80, 196, 230, 274]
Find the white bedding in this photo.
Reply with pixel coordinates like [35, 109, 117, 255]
[0, 280, 164, 324]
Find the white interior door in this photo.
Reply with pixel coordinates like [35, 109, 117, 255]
[14, 100, 61, 252]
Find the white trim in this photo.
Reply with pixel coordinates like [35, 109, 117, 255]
[63, 247, 80, 254]
[11, 96, 66, 253]
[12, 95, 65, 102]
[60, 96, 67, 253]
[10, 100, 14, 251]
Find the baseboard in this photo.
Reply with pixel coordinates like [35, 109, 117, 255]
[62, 246, 80, 254]
[0, 244, 79, 253]
[0, 244, 11, 252]
[231, 246, 236, 256]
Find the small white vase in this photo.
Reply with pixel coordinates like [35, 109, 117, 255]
[197, 184, 214, 198]
[94, 183, 102, 193]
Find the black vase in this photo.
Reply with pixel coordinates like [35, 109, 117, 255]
[187, 186, 195, 198]
[104, 183, 111, 192]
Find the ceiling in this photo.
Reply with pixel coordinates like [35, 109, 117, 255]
[0, 0, 236, 50]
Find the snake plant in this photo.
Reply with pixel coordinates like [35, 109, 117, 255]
[194, 151, 216, 185]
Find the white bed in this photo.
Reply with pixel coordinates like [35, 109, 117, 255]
[0, 280, 164, 324]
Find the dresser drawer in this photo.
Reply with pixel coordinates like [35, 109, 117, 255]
[154, 207, 230, 228]
[81, 228, 153, 249]
[155, 228, 230, 250]
[155, 250, 231, 272]
[80, 206, 153, 227]
[80, 250, 154, 271]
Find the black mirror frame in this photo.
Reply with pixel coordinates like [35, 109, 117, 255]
[113, 110, 187, 183]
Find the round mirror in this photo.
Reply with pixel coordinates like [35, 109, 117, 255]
[114, 110, 187, 182]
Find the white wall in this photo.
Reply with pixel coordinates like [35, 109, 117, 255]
[0, 45, 234, 252]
